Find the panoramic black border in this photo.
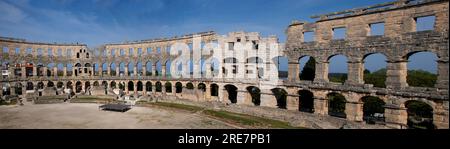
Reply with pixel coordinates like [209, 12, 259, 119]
[0, 129, 448, 147]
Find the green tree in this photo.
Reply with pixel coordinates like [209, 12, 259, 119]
[300, 57, 315, 81]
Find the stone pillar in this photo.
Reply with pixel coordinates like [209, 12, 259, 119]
[436, 59, 449, 90]
[286, 88, 299, 111]
[161, 85, 166, 94]
[10, 86, 16, 96]
[384, 104, 408, 129]
[133, 66, 137, 77]
[98, 67, 102, 77]
[63, 67, 67, 77]
[205, 62, 211, 78]
[134, 83, 138, 94]
[314, 61, 328, 83]
[314, 97, 328, 115]
[386, 59, 408, 89]
[259, 90, 277, 108]
[21, 66, 26, 78]
[142, 65, 146, 76]
[236, 90, 250, 105]
[53, 67, 57, 77]
[288, 61, 299, 82]
[115, 67, 119, 77]
[205, 85, 211, 101]
[107, 66, 111, 76]
[345, 61, 364, 85]
[142, 84, 147, 95]
[152, 64, 156, 77]
[161, 65, 166, 78]
[124, 67, 128, 76]
[433, 101, 449, 129]
[81, 81, 86, 93]
[32, 66, 37, 77]
[345, 102, 364, 122]
[43, 67, 48, 77]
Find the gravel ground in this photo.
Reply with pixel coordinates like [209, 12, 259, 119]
[0, 103, 237, 129]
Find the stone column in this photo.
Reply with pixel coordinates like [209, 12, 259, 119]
[345, 101, 364, 122]
[205, 85, 211, 101]
[288, 61, 299, 82]
[63, 67, 67, 77]
[134, 83, 138, 95]
[384, 104, 408, 129]
[205, 62, 211, 79]
[152, 64, 156, 77]
[98, 66, 102, 77]
[142, 65, 146, 76]
[21, 66, 26, 78]
[43, 67, 48, 77]
[236, 90, 249, 105]
[286, 88, 299, 111]
[10, 86, 16, 96]
[53, 67, 57, 77]
[107, 66, 111, 76]
[161, 85, 166, 94]
[314, 97, 328, 115]
[436, 59, 448, 90]
[386, 59, 408, 89]
[314, 61, 329, 83]
[115, 67, 119, 77]
[133, 66, 137, 77]
[124, 66, 128, 76]
[161, 65, 166, 78]
[433, 101, 449, 129]
[32, 66, 37, 77]
[345, 61, 364, 85]
[142, 84, 147, 95]
[81, 81, 86, 93]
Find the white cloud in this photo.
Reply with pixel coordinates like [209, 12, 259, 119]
[0, 1, 27, 23]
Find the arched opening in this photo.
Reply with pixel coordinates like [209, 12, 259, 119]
[2, 83, 11, 96]
[246, 57, 264, 79]
[37, 82, 44, 90]
[271, 88, 287, 109]
[327, 93, 347, 118]
[361, 96, 386, 124]
[146, 61, 152, 76]
[26, 82, 34, 90]
[406, 51, 437, 87]
[363, 53, 387, 88]
[246, 86, 261, 106]
[155, 61, 162, 76]
[57, 82, 64, 89]
[405, 100, 435, 129]
[110, 81, 116, 89]
[136, 62, 143, 76]
[93, 81, 99, 86]
[37, 63, 44, 76]
[210, 58, 220, 77]
[165, 82, 172, 93]
[57, 63, 64, 76]
[128, 81, 134, 92]
[128, 62, 134, 76]
[102, 63, 108, 75]
[84, 63, 92, 76]
[175, 82, 182, 93]
[197, 83, 206, 92]
[299, 56, 316, 81]
[93, 63, 99, 76]
[47, 81, 54, 88]
[298, 90, 314, 113]
[273, 56, 288, 80]
[66, 82, 73, 90]
[224, 84, 237, 104]
[165, 59, 171, 78]
[145, 82, 152, 92]
[74, 63, 82, 76]
[155, 82, 162, 92]
[118, 82, 125, 90]
[328, 55, 348, 83]
[186, 82, 194, 90]
[66, 63, 73, 76]
[211, 84, 219, 96]
[223, 57, 238, 78]
[85, 81, 91, 92]
[119, 62, 125, 76]
[137, 81, 143, 91]
[47, 63, 54, 77]
[110, 63, 116, 76]
[25, 62, 34, 77]
[14, 83, 22, 95]
[75, 81, 82, 93]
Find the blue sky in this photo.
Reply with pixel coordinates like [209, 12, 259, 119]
[0, 0, 437, 73]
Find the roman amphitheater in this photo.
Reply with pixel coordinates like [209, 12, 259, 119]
[1, 0, 448, 129]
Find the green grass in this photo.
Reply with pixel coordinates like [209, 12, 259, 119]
[0, 99, 17, 105]
[144, 102, 302, 128]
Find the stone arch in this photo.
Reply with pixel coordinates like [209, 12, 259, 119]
[246, 86, 261, 106]
[136, 62, 143, 76]
[298, 56, 316, 81]
[93, 81, 99, 86]
[101, 81, 108, 88]
[224, 84, 238, 104]
[155, 60, 162, 76]
[272, 56, 288, 80]
[128, 61, 134, 76]
[175, 82, 182, 93]
[26, 82, 34, 90]
[57, 82, 64, 88]
[85, 81, 91, 91]
[155, 81, 162, 92]
[271, 88, 287, 109]
[37, 82, 44, 90]
[47, 81, 54, 88]
[246, 57, 264, 79]
[186, 82, 194, 90]
[146, 61, 152, 76]
[327, 92, 347, 118]
[75, 81, 82, 93]
[327, 54, 348, 83]
[102, 63, 108, 75]
[137, 81, 143, 91]
[404, 100, 435, 129]
[298, 89, 314, 113]
[128, 81, 134, 92]
[66, 81, 73, 90]
[14, 83, 23, 95]
[119, 62, 125, 76]
[210, 83, 219, 97]
[363, 53, 388, 88]
[145, 81, 152, 92]
[405, 51, 438, 87]
[110, 81, 117, 89]
[361, 96, 386, 124]
[110, 62, 117, 76]
[165, 82, 172, 93]
[197, 83, 206, 92]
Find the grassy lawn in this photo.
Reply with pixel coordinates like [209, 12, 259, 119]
[140, 101, 302, 129]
